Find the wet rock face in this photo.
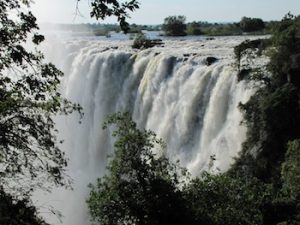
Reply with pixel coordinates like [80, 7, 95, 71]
[205, 56, 218, 66]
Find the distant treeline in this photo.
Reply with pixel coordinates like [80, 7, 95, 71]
[162, 16, 278, 36]
[40, 17, 279, 37]
[40, 23, 160, 36]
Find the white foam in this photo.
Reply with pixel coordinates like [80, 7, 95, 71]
[37, 36, 260, 225]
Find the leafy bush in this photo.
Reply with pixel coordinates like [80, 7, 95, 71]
[88, 113, 299, 225]
[186, 22, 202, 35]
[0, 0, 83, 194]
[203, 23, 242, 36]
[184, 173, 271, 225]
[233, 14, 300, 179]
[0, 188, 49, 225]
[162, 16, 187, 36]
[87, 113, 192, 225]
[93, 28, 109, 36]
[281, 139, 300, 198]
[240, 17, 265, 32]
[132, 33, 163, 49]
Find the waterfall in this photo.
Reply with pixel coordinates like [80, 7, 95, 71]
[38, 37, 255, 225]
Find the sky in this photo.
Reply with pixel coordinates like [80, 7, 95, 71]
[31, 0, 300, 25]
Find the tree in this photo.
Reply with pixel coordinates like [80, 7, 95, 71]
[0, 0, 84, 194]
[240, 17, 265, 32]
[87, 112, 194, 225]
[78, 0, 140, 33]
[232, 14, 300, 183]
[280, 139, 300, 223]
[184, 173, 271, 225]
[1, 0, 141, 196]
[1, 0, 141, 223]
[281, 139, 300, 199]
[268, 14, 300, 87]
[187, 21, 202, 35]
[162, 16, 187, 36]
[87, 111, 300, 225]
[132, 32, 163, 49]
[229, 14, 300, 225]
[0, 187, 49, 225]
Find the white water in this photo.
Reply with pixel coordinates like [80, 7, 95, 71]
[38, 36, 257, 225]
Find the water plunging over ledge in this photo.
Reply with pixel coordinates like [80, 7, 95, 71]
[37, 36, 260, 225]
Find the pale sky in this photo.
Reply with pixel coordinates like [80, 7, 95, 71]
[31, 0, 300, 24]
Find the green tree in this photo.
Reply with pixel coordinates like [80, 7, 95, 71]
[281, 139, 300, 199]
[86, 111, 300, 225]
[187, 21, 202, 35]
[88, 113, 284, 225]
[132, 32, 163, 49]
[229, 15, 300, 224]
[240, 17, 265, 32]
[162, 16, 187, 36]
[0, 187, 49, 225]
[87, 112, 194, 225]
[232, 14, 300, 183]
[0, 0, 141, 196]
[184, 173, 270, 225]
[78, 0, 140, 33]
[280, 139, 300, 224]
[1, 0, 141, 224]
[0, 0, 83, 194]
[268, 14, 300, 87]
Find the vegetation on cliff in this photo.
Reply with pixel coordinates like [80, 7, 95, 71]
[88, 14, 300, 225]
[1, 0, 300, 224]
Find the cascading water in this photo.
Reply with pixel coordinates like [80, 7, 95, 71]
[37, 36, 257, 225]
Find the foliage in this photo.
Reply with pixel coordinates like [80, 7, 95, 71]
[234, 38, 270, 71]
[240, 17, 265, 32]
[281, 139, 300, 199]
[87, 112, 192, 225]
[0, 0, 82, 194]
[132, 33, 163, 49]
[0, 187, 49, 225]
[234, 83, 300, 183]
[128, 23, 142, 33]
[88, 113, 299, 225]
[78, 0, 140, 33]
[226, 14, 300, 225]
[203, 23, 242, 36]
[188, 20, 274, 36]
[267, 14, 300, 87]
[184, 173, 273, 225]
[228, 15, 300, 224]
[0, 0, 142, 223]
[47, 23, 160, 36]
[232, 15, 300, 183]
[186, 22, 202, 35]
[93, 28, 110, 36]
[162, 16, 187, 36]
[86, 13, 300, 225]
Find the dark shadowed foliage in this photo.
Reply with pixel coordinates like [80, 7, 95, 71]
[77, 0, 140, 33]
[0, 187, 49, 225]
[240, 17, 265, 32]
[0, 0, 82, 194]
[87, 112, 195, 225]
[162, 15, 187, 36]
